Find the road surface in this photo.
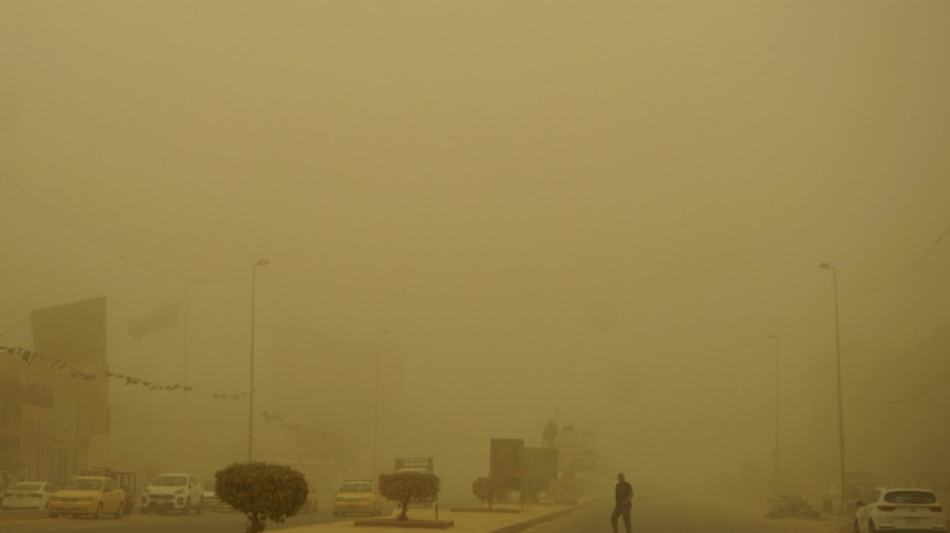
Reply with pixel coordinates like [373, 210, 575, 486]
[521, 497, 848, 533]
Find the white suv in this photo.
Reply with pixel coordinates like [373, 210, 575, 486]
[140, 473, 203, 514]
[855, 487, 948, 533]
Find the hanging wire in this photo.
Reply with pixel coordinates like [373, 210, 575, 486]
[0, 344, 308, 434]
[0, 313, 30, 338]
[1, 169, 245, 285]
[861, 220, 950, 292]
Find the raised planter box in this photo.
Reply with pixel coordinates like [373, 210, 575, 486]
[448, 507, 520, 513]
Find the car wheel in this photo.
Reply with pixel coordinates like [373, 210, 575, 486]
[869, 521, 877, 533]
[854, 520, 860, 533]
[142, 507, 150, 514]
[115, 504, 122, 519]
[183, 500, 191, 515]
[92, 503, 103, 519]
[195, 499, 203, 514]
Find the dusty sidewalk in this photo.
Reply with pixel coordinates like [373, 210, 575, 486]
[279, 502, 583, 533]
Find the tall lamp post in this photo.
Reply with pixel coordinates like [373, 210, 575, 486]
[372, 329, 389, 476]
[766, 333, 780, 496]
[248, 259, 270, 462]
[819, 262, 846, 509]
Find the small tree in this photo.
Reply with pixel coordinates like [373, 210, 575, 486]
[378, 472, 440, 520]
[472, 476, 509, 510]
[215, 461, 308, 533]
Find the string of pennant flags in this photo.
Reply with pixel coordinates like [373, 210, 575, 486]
[1, 344, 306, 434]
[261, 410, 305, 434]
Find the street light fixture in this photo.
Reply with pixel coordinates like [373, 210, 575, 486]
[819, 261, 846, 509]
[248, 259, 270, 462]
[372, 329, 389, 476]
[766, 333, 780, 496]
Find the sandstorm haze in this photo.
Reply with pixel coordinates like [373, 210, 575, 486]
[2, 0, 949, 504]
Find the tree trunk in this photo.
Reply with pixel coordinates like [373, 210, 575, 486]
[398, 500, 409, 520]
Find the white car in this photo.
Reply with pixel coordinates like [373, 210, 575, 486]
[1, 481, 57, 510]
[855, 487, 948, 533]
[140, 473, 203, 514]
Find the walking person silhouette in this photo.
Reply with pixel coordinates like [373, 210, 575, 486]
[610, 472, 634, 533]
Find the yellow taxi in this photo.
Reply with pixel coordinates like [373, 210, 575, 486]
[48, 476, 125, 519]
[332, 479, 382, 516]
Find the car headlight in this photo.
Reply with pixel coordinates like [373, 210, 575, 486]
[175, 488, 186, 495]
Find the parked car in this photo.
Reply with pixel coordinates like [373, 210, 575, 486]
[855, 487, 948, 533]
[302, 490, 318, 513]
[140, 473, 203, 514]
[200, 480, 232, 512]
[79, 467, 137, 515]
[1, 481, 57, 510]
[766, 494, 820, 519]
[0, 471, 18, 506]
[332, 479, 381, 516]
[48, 476, 125, 519]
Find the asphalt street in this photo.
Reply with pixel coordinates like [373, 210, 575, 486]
[1, 497, 851, 533]
[517, 498, 850, 533]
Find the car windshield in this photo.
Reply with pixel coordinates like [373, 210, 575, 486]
[340, 482, 372, 492]
[885, 491, 937, 504]
[64, 478, 102, 491]
[11, 482, 44, 491]
[151, 475, 188, 487]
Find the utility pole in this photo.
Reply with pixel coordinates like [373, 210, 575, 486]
[820, 262, 846, 510]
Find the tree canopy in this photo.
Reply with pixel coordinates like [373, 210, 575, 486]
[215, 462, 308, 533]
[378, 472, 440, 520]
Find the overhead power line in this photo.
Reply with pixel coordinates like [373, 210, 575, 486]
[1, 169, 242, 285]
[862, 220, 950, 292]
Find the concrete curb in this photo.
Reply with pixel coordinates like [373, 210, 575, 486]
[486, 499, 597, 533]
[354, 518, 455, 529]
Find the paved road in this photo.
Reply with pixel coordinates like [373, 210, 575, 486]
[516, 498, 849, 533]
[0, 507, 336, 533]
[0, 497, 851, 533]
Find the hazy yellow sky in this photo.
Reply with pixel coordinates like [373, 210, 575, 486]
[2, 1, 949, 495]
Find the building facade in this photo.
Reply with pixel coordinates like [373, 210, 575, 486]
[0, 297, 110, 482]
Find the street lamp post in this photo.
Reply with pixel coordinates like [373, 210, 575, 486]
[766, 334, 780, 496]
[372, 329, 389, 476]
[248, 259, 270, 462]
[819, 262, 846, 510]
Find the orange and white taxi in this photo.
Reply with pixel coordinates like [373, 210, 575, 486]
[48, 476, 125, 519]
